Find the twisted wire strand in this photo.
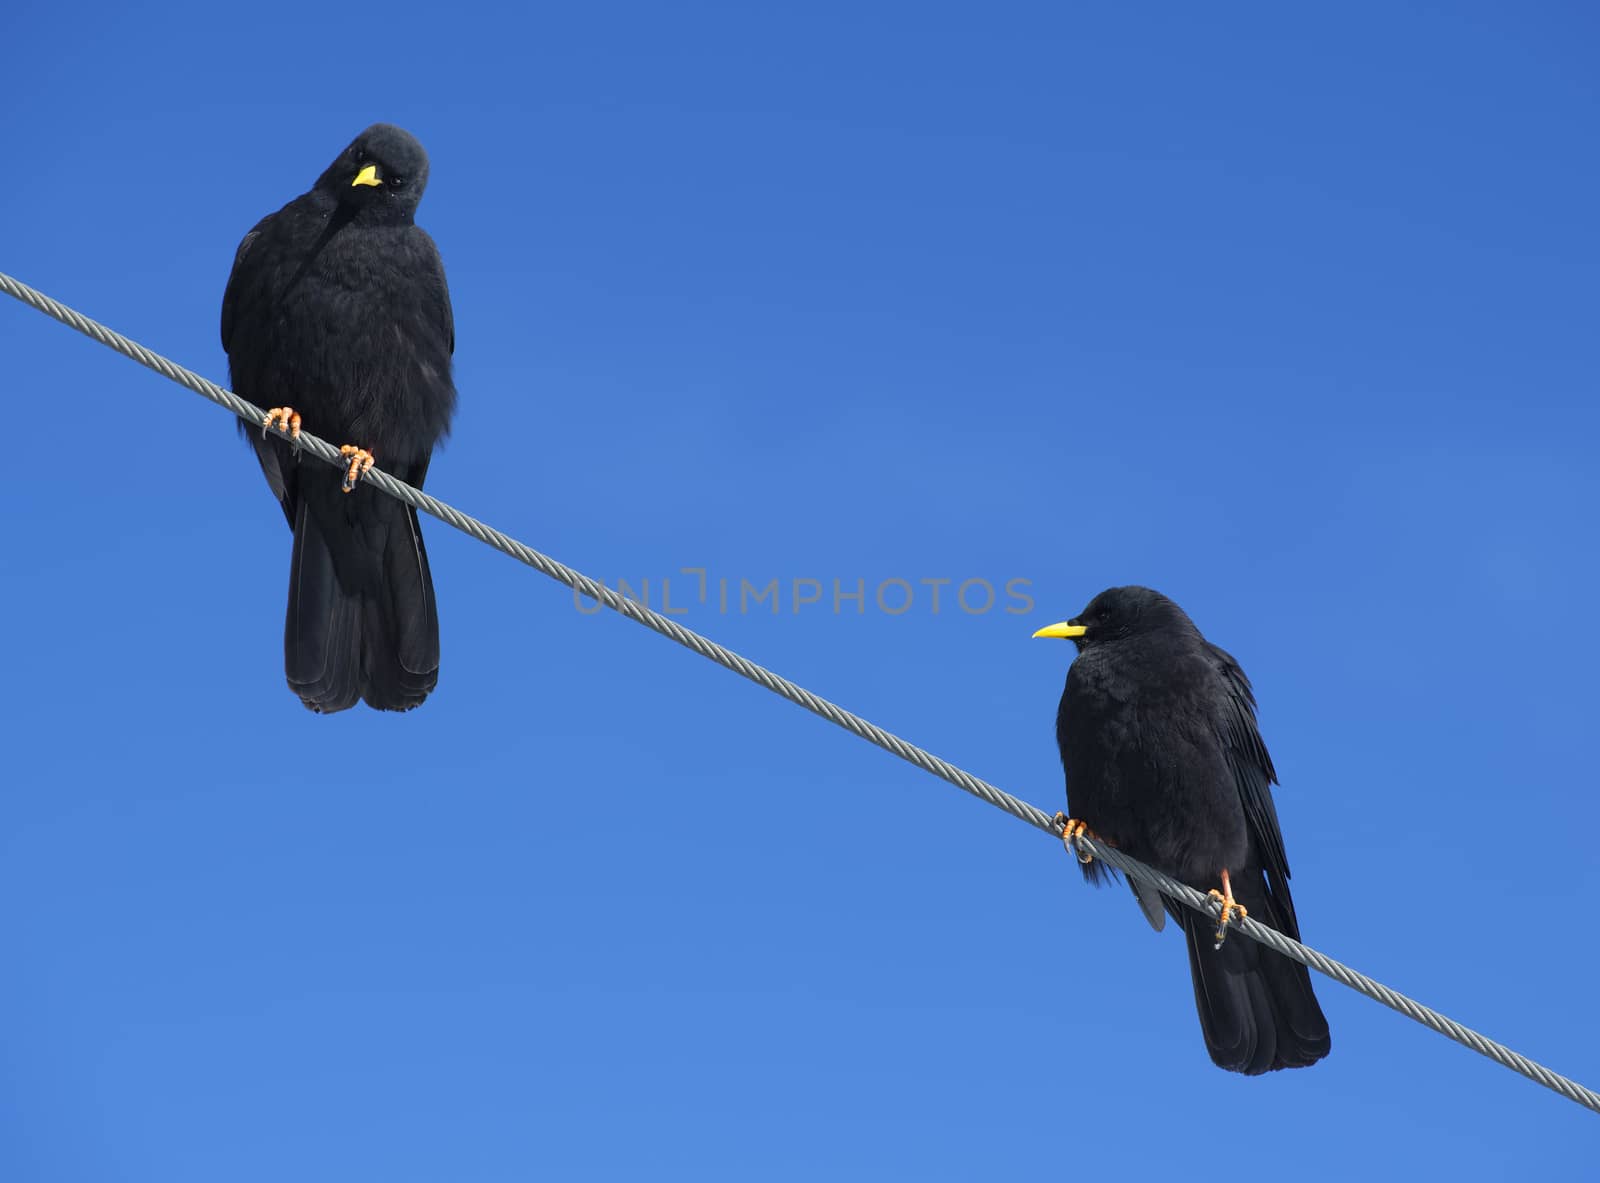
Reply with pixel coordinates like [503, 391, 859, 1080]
[4, 268, 1595, 1116]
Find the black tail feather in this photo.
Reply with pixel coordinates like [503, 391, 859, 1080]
[357, 503, 439, 711]
[1178, 870, 1331, 1074]
[283, 495, 439, 713]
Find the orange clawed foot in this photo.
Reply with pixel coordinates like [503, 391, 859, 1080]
[1207, 868, 1249, 949]
[262, 407, 302, 441]
[1053, 812, 1096, 865]
[339, 445, 375, 492]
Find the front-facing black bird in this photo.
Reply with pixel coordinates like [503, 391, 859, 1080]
[1034, 586, 1330, 1074]
[222, 123, 456, 712]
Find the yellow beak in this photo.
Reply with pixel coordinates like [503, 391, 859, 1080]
[352, 164, 381, 188]
[1032, 621, 1087, 640]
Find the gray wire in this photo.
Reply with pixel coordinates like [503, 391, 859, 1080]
[4, 266, 1596, 1116]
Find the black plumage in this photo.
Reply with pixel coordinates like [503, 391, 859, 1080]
[222, 124, 456, 712]
[1036, 586, 1330, 1074]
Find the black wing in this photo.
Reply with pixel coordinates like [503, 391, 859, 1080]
[1204, 641, 1293, 897]
[221, 215, 294, 519]
[221, 216, 274, 353]
[413, 227, 455, 356]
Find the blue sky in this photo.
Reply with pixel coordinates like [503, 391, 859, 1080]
[3, 2, 1597, 1177]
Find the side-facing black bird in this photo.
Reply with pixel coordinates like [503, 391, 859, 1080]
[1034, 586, 1330, 1074]
[222, 123, 456, 713]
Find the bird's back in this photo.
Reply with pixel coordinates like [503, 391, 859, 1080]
[1058, 635, 1250, 886]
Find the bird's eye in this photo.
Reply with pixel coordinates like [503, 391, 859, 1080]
[389, 175, 407, 188]
[354, 148, 368, 163]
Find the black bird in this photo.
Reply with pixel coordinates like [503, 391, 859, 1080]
[1034, 586, 1330, 1074]
[222, 123, 456, 713]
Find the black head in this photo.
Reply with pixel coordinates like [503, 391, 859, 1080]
[1032, 585, 1199, 653]
[314, 123, 431, 222]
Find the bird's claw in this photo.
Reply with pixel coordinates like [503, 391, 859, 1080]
[339, 445, 375, 492]
[263, 406, 302, 441]
[1207, 887, 1248, 949]
[1054, 812, 1095, 864]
